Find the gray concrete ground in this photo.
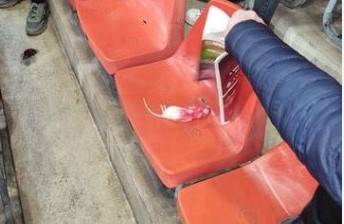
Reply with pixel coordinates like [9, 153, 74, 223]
[0, 96, 23, 224]
[48, 1, 179, 223]
[0, 2, 136, 224]
[272, 0, 341, 82]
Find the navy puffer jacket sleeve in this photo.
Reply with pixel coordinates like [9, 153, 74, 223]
[225, 20, 342, 205]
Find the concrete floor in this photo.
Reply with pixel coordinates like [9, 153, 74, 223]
[0, 0, 341, 223]
[0, 97, 23, 223]
[0, 2, 135, 224]
[272, 0, 341, 82]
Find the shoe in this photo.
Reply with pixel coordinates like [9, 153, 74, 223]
[0, 0, 20, 8]
[26, 2, 49, 36]
[185, 8, 202, 26]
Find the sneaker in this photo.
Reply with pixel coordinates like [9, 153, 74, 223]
[26, 2, 49, 36]
[185, 8, 202, 26]
[0, 0, 20, 8]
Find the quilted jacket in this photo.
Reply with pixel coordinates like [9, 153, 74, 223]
[225, 20, 342, 205]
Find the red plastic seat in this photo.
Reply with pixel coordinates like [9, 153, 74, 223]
[178, 143, 318, 224]
[115, 0, 267, 188]
[74, 0, 185, 74]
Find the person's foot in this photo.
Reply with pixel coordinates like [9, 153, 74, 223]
[0, 0, 20, 9]
[26, 2, 49, 36]
[185, 8, 202, 26]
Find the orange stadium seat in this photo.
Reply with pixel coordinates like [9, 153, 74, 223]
[178, 143, 318, 224]
[73, 0, 185, 74]
[115, 0, 267, 188]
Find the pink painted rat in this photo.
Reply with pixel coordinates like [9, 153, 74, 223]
[143, 98, 211, 122]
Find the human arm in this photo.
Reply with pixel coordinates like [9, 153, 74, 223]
[225, 10, 342, 205]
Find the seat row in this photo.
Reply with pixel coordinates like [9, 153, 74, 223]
[68, 0, 318, 223]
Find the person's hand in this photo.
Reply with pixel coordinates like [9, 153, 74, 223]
[225, 10, 265, 36]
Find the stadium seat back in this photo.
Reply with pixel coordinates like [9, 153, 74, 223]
[75, 0, 185, 74]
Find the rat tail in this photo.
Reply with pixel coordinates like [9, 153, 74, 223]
[143, 98, 164, 119]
